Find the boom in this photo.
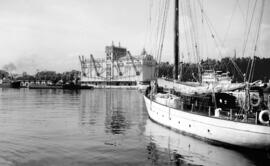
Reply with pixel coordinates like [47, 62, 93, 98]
[90, 54, 100, 76]
[127, 51, 140, 76]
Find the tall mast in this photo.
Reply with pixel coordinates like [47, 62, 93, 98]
[174, 0, 179, 80]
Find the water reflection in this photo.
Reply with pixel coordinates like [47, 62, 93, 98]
[144, 119, 270, 166]
[79, 89, 103, 126]
[78, 89, 136, 135]
[105, 90, 130, 135]
[3, 88, 268, 165]
[1, 89, 150, 165]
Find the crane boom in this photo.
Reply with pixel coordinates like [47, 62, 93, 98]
[127, 51, 140, 76]
[79, 55, 87, 76]
[115, 60, 123, 76]
[90, 54, 100, 76]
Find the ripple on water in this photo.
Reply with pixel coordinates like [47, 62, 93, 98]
[0, 88, 269, 166]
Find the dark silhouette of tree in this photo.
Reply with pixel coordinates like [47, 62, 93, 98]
[158, 57, 270, 83]
[0, 70, 9, 79]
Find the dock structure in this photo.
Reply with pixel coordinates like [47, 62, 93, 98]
[79, 44, 157, 88]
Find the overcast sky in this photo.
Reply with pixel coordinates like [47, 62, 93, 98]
[0, 0, 269, 74]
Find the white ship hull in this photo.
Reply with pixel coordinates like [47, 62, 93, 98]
[144, 119, 253, 166]
[144, 96, 270, 149]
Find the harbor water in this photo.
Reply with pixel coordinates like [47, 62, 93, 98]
[0, 88, 269, 166]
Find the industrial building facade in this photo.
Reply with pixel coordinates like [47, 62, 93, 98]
[79, 44, 157, 87]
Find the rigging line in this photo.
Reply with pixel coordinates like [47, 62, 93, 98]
[149, 2, 155, 55]
[249, 0, 265, 82]
[179, 0, 186, 60]
[244, 0, 256, 76]
[222, 0, 239, 45]
[211, 17, 243, 78]
[204, 14, 223, 48]
[192, 0, 200, 56]
[200, 0, 209, 62]
[236, 0, 251, 51]
[151, 0, 159, 57]
[145, 0, 154, 50]
[187, 0, 197, 62]
[156, 0, 166, 61]
[181, 0, 192, 63]
[249, 58, 255, 82]
[150, 0, 160, 56]
[191, 0, 202, 80]
[246, 58, 251, 78]
[151, 1, 160, 55]
[230, 58, 244, 80]
[243, 0, 252, 39]
[144, 1, 149, 48]
[155, 0, 167, 61]
[199, 0, 204, 60]
[201, 12, 222, 57]
[249, 56, 256, 82]
[157, 0, 170, 64]
[250, 62, 255, 82]
[253, 0, 265, 52]
[154, 0, 165, 60]
[188, 0, 196, 61]
[197, 0, 223, 47]
[180, 0, 191, 63]
[241, 0, 258, 58]
[197, 1, 223, 50]
[196, 0, 244, 80]
[236, 0, 249, 23]
[159, 0, 170, 62]
[148, 0, 154, 54]
[187, 0, 197, 63]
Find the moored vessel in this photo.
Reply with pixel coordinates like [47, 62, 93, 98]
[144, 93, 270, 149]
[144, 0, 270, 150]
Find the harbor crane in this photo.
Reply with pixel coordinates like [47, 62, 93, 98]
[79, 55, 87, 77]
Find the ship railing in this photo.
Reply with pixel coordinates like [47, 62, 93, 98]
[182, 103, 261, 125]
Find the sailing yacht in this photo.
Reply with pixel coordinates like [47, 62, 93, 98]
[144, 0, 270, 150]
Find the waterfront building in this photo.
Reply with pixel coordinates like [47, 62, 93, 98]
[79, 44, 157, 88]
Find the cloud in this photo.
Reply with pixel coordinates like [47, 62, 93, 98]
[2, 63, 16, 72]
[13, 53, 80, 75]
[0, 0, 269, 72]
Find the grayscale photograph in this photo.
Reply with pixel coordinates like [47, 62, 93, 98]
[0, 0, 270, 165]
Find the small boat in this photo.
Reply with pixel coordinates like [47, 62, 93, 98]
[10, 81, 21, 88]
[0, 79, 21, 88]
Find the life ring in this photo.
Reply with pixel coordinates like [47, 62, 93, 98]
[258, 110, 270, 125]
[250, 93, 261, 107]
